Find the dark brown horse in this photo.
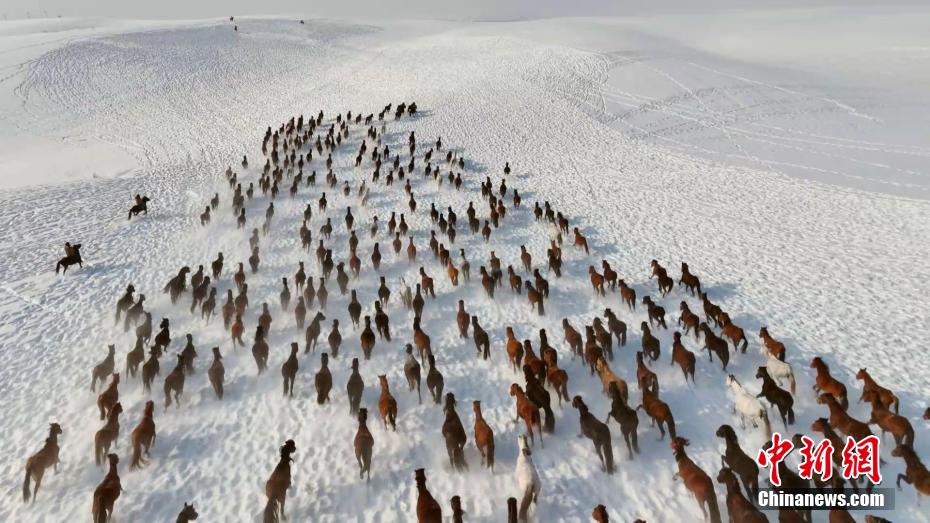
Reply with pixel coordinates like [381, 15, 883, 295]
[670, 437, 721, 523]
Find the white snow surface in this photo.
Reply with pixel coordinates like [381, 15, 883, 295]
[1, 9, 929, 523]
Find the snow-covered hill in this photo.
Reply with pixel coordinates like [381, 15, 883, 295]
[1, 11, 928, 523]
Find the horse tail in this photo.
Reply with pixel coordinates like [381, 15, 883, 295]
[666, 411, 677, 440]
[904, 425, 915, 448]
[537, 299, 544, 316]
[543, 405, 555, 433]
[93, 495, 107, 523]
[263, 498, 279, 523]
[164, 382, 173, 410]
[787, 405, 795, 426]
[761, 410, 772, 439]
[487, 439, 495, 472]
[94, 437, 103, 466]
[22, 464, 32, 502]
[707, 493, 722, 523]
[893, 395, 900, 415]
[55, 260, 61, 274]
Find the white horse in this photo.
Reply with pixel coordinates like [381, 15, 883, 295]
[399, 278, 413, 309]
[515, 434, 541, 521]
[760, 348, 796, 396]
[725, 375, 771, 438]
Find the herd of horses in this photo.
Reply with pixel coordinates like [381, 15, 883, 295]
[26, 100, 929, 523]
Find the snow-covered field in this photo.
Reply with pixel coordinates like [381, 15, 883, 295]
[1, 8, 929, 522]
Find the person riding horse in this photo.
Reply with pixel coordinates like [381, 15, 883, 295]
[56, 242, 83, 274]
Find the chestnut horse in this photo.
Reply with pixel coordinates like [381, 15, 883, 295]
[473, 401, 495, 472]
[856, 368, 899, 414]
[354, 408, 374, 481]
[510, 384, 543, 447]
[264, 439, 296, 522]
[811, 357, 848, 410]
[91, 454, 122, 523]
[378, 375, 398, 431]
[130, 400, 156, 470]
[415, 468, 443, 523]
[891, 444, 930, 500]
[670, 437, 721, 523]
[22, 423, 62, 502]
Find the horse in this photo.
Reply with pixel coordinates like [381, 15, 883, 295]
[726, 375, 771, 438]
[604, 309, 627, 346]
[891, 444, 930, 501]
[347, 358, 365, 416]
[450, 496, 464, 523]
[91, 345, 117, 392]
[94, 402, 122, 466]
[700, 323, 729, 371]
[856, 368, 899, 414]
[671, 332, 696, 384]
[55, 244, 83, 274]
[114, 285, 135, 324]
[811, 357, 849, 410]
[515, 434, 541, 522]
[718, 313, 748, 353]
[523, 364, 554, 433]
[562, 319, 583, 358]
[128, 196, 150, 220]
[542, 349, 569, 406]
[678, 263, 702, 296]
[640, 323, 661, 362]
[22, 423, 62, 502]
[264, 440, 296, 522]
[473, 401, 495, 472]
[314, 352, 332, 404]
[130, 400, 156, 470]
[618, 280, 636, 311]
[510, 384, 543, 447]
[91, 454, 122, 523]
[281, 343, 299, 398]
[717, 467, 766, 523]
[670, 437, 721, 523]
[760, 349, 796, 395]
[208, 347, 224, 399]
[863, 389, 914, 447]
[642, 297, 667, 329]
[415, 468, 443, 523]
[426, 354, 445, 405]
[473, 316, 491, 360]
[635, 351, 659, 395]
[97, 373, 120, 420]
[378, 375, 398, 431]
[603, 382, 639, 459]
[354, 408, 374, 481]
[638, 387, 676, 440]
[572, 396, 615, 474]
[163, 266, 191, 305]
[817, 394, 873, 442]
[758, 327, 786, 361]
[163, 355, 185, 411]
[756, 367, 795, 430]
[442, 393, 468, 472]
[404, 345, 422, 404]
[176, 503, 199, 523]
[715, 425, 759, 498]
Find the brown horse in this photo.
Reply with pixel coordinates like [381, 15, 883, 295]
[817, 394, 872, 441]
[164, 355, 185, 411]
[473, 401, 495, 472]
[542, 349, 569, 406]
[426, 354, 444, 404]
[642, 297, 667, 329]
[811, 357, 849, 410]
[91, 345, 116, 392]
[91, 454, 122, 523]
[589, 266, 606, 296]
[715, 425, 759, 497]
[592, 505, 609, 523]
[640, 323, 661, 362]
[378, 375, 398, 431]
[573, 227, 589, 254]
[638, 387, 676, 440]
[562, 319, 583, 357]
[415, 468, 443, 523]
[94, 402, 123, 466]
[618, 280, 636, 311]
[264, 439, 296, 522]
[856, 368, 899, 414]
[347, 358, 365, 415]
[605, 382, 639, 459]
[506, 327, 524, 373]
[758, 327, 786, 361]
[208, 347, 224, 399]
[472, 316, 490, 360]
[811, 418, 861, 493]
[678, 302, 700, 340]
[678, 263, 702, 296]
[130, 400, 156, 470]
[604, 309, 627, 346]
[97, 373, 120, 420]
[892, 444, 930, 500]
[442, 393, 468, 471]
[403, 346, 422, 404]
[671, 332, 696, 383]
[354, 408, 374, 481]
[572, 396, 615, 474]
[635, 351, 659, 395]
[176, 502, 198, 522]
[314, 352, 332, 404]
[510, 383, 543, 447]
[670, 437, 721, 523]
[863, 390, 914, 447]
[717, 467, 765, 523]
[282, 343, 299, 398]
[22, 423, 62, 502]
[718, 313, 748, 353]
